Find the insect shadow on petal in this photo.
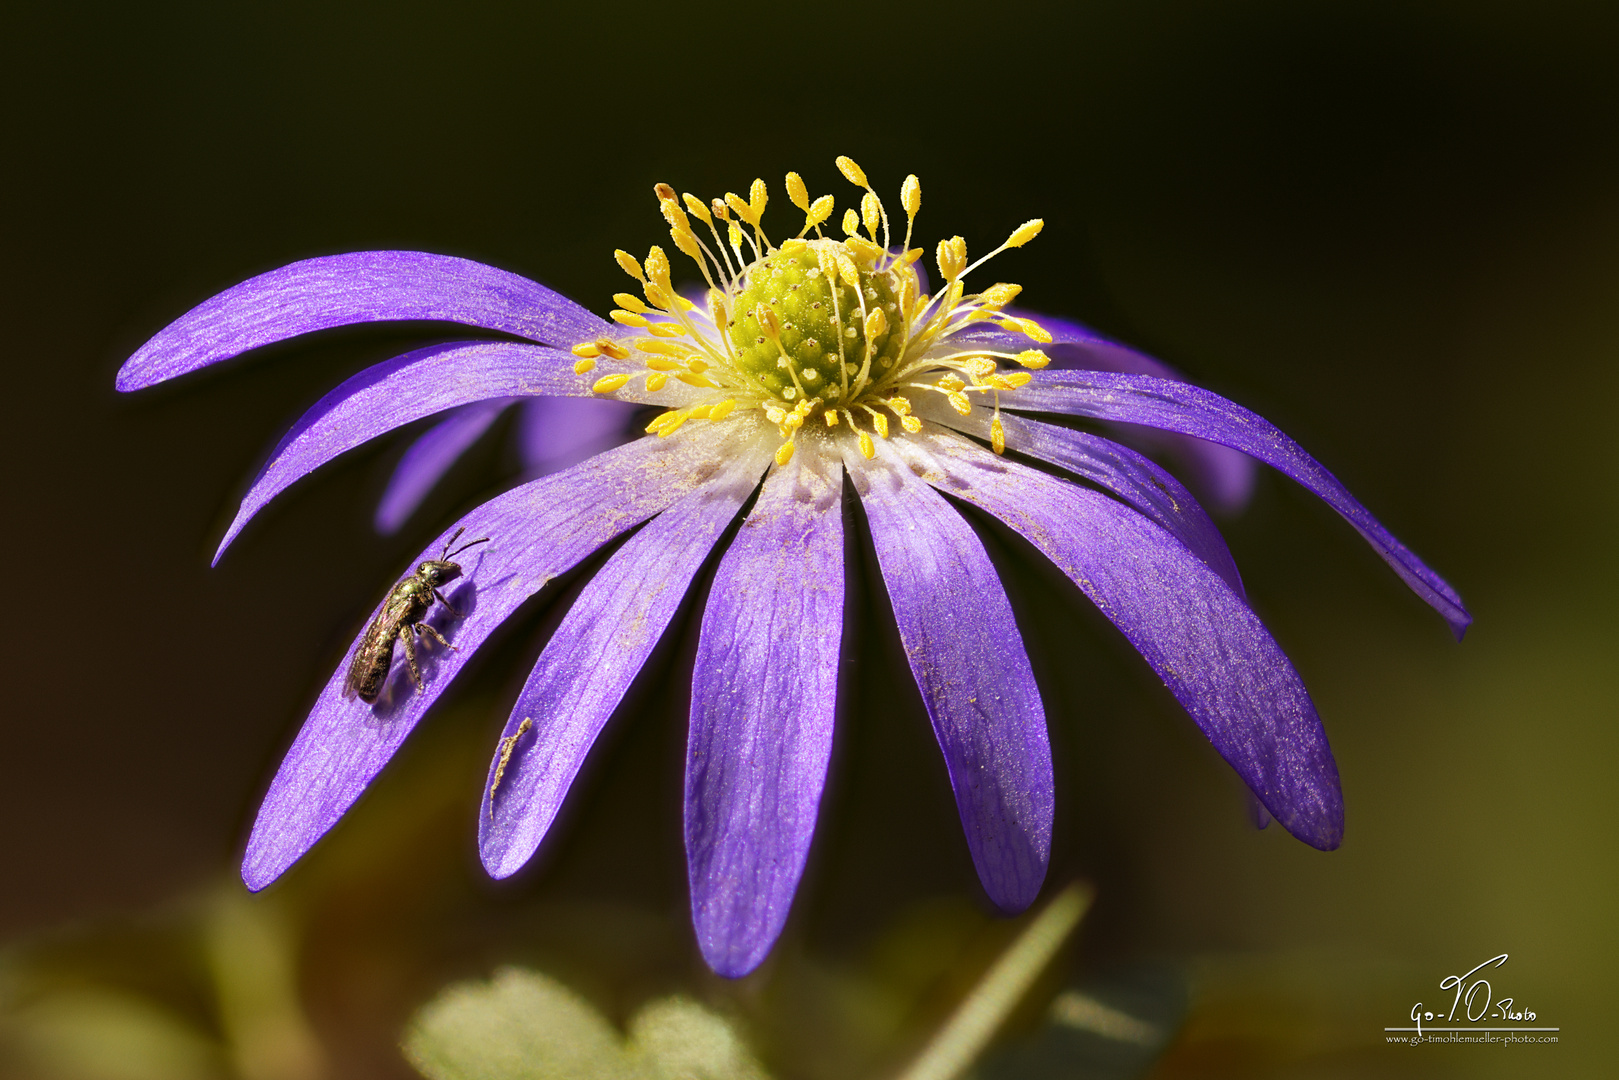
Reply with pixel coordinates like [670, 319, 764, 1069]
[344, 527, 491, 704]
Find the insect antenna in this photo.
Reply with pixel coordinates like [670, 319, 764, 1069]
[446, 535, 491, 560]
[437, 526, 468, 560]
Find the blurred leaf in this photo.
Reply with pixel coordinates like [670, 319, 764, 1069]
[403, 968, 774, 1080]
[0, 987, 225, 1080]
[404, 967, 636, 1080]
[627, 996, 771, 1080]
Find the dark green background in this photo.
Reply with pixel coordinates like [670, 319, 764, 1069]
[3, 2, 1614, 1077]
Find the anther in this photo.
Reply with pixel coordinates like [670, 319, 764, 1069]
[646, 372, 668, 391]
[708, 399, 736, 421]
[835, 155, 869, 188]
[991, 415, 1006, 454]
[804, 194, 835, 233]
[1005, 219, 1044, 247]
[786, 171, 810, 211]
[613, 293, 650, 314]
[571, 342, 601, 359]
[858, 431, 875, 459]
[682, 193, 712, 225]
[901, 174, 920, 217]
[596, 339, 630, 360]
[573, 358, 596, 374]
[611, 310, 650, 328]
[861, 192, 880, 241]
[978, 283, 1022, 309]
[615, 250, 646, 282]
[937, 237, 967, 281]
[711, 198, 730, 222]
[948, 391, 972, 415]
[1015, 349, 1050, 369]
[653, 182, 676, 202]
[592, 373, 631, 394]
[775, 441, 795, 467]
[841, 209, 860, 238]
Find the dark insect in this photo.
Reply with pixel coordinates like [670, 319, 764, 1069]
[344, 527, 491, 704]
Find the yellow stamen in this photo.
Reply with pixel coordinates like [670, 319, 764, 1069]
[682, 193, 712, 225]
[646, 372, 668, 391]
[786, 171, 810, 211]
[572, 358, 597, 375]
[775, 441, 795, 466]
[570, 342, 600, 359]
[614, 249, 645, 281]
[835, 155, 869, 188]
[858, 431, 875, 459]
[1006, 219, 1044, 247]
[592, 373, 631, 394]
[611, 310, 650, 328]
[991, 415, 1006, 454]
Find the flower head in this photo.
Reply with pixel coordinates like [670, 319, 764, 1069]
[118, 158, 1469, 978]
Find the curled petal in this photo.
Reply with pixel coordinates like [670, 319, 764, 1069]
[686, 450, 845, 977]
[478, 435, 773, 880]
[215, 341, 691, 562]
[847, 438, 1052, 912]
[1015, 371, 1471, 639]
[241, 418, 767, 891]
[893, 428, 1343, 849]
[117, 251, 610, 390]
[374, 399, 514, 535]
[918, 399, 1243, 598]
[952, 316, 1257, 513]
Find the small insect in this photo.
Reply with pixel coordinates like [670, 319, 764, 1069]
[488, 716, 533, 819]
[344, 527, 490, 704]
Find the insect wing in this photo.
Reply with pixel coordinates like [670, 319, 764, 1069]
[344, 591, 411, 702]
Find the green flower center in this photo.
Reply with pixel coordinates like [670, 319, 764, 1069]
[726, 247, 904, 405]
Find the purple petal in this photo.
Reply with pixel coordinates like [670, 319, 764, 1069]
[1014, 371, 1470, 638]
[117, 251, 610, 391]
[215, 340, 687, 563]
[478, 437, 773, 881]
[685, 451, 845, 977]
[892, 428, 1343, 849]
[241, 420, 765, 891]
[951, 317, 1258, 514]
[847, 441, 1052, 912]
[515, 396, 640, 474]
[916, 400, 1244, 599]
[374, 399, 515, 535]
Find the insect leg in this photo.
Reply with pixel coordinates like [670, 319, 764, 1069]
[399, 625, 423, 690]
[432, 588, 463, 617]
[419, 623, 458, 652]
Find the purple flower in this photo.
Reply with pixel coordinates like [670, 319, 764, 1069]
[117, 158, 1468, 978]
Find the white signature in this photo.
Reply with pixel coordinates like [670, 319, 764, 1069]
[1407, 954, 1538, 1035]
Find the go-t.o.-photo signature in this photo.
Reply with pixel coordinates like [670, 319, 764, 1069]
[1408, 954, 1538, 1035]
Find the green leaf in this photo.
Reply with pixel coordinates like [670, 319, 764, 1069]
[403, 969, 774, 1080]
[402, 968, 643, 1080]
